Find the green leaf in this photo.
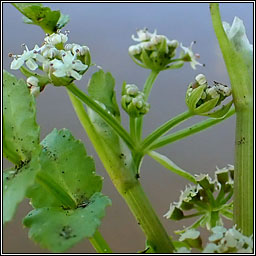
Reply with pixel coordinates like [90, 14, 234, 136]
[12, 3, 69, 34]
[3, 70, 40, 165]
[28, 128, 103, 208]
[25, 129, 111, 252]
[23, 192, 111, 253]
[3, 154, 40, 224]
[87, 69, 120, 120]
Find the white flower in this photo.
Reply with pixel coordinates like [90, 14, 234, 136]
[27, 76, 39, 87]
[44, 32, 68, 45]
[41, 44, 58, 58]
[131, 28, 157, 42]
[71, 44, 89, 56]
[180, 41, 203, 69]
[128, 45, 142, 55]
[195, 74, 207, 85]
[50, 51, 87, 80]
[10, 45, 45, 70]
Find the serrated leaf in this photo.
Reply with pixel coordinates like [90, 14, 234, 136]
[28, 128, 103, 209]
[12, 3, 69, 34]
[23, 192, 111, 253]
[3, 154, 40, 224]
[3, 70, 40, 165]
[87, 69, 120, 119]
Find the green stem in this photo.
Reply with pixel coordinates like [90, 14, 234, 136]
[150, 107, 235, 150]
[148, 151, 197, 184]
[89, 229, 112, 253]
[123, 182, 175, 253]
[66, 83, 134, 151]
[130, 116, 137, 143]
[136, 70, 159, 141]
[67, 90, 174, 253]
[141, 110, 193, 151]
[210, 3, 253, 235]
[143, 70, 160, 100]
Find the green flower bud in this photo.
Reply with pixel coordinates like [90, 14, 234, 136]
[128, 28, 180, 71]
[186, 74, 233, 117]
[121, 83, 150, 117]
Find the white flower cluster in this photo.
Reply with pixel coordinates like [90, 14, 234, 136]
[10, 30, 89, 82]
[129, 28, 178, 56]
[121, 84, 150, 117]
[203, 226, 253, 253]
[128, 28, 203, 71]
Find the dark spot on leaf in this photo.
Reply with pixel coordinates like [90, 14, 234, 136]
[62, 171, 65, 174]
[62, 135, 66, 138]
[135, 173, 140, 179]
[59, 225, 74, 240]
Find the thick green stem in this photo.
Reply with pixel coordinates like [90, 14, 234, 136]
[150, 107, 235, 150]
[123, 182, 175, 253]
[66, 83, 134, 151]
[67, 90, 174, 253]
[136, 70, 160, 140]
[89, 229, 112, 253]
[141, 110, 193, 151]
[210, 3, 253, 235]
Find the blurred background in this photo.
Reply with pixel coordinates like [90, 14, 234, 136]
[3, 2, 253, 253]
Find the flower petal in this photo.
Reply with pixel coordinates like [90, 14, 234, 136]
[10, 58, 24, 70]
[25, 58, 38, 70]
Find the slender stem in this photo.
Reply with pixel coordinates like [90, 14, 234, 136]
[150, 107, 235, 150]
[89, 229, 112, 253]
[130, 116, 137, 143]
[136, 70, 160, 141]
[66, 83, 134, 151]
[143, 70, 160, 100]
[67, 90, 174, 253]
[148, 151, 197, 184]
[210, 3, 253, 235]
[141, 110, 193, 151]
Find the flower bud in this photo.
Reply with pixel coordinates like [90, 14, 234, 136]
[121, 83, 150, 117]
[186, 75, 232, 117]
[27, 76, 39, 88]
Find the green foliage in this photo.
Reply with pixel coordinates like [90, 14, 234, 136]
[3, 155, 40, 224]
[12, 3, 69, 34]
[24, 129, 111, 252]
[88, 69, 120, 119]
[3, 70, 41, 224]
[3, 70, 40, 164]
[24, 193, 111, 253]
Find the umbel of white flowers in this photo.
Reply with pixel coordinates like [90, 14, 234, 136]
[128, 28, 203, 71]
[9, 30, 90, 94]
